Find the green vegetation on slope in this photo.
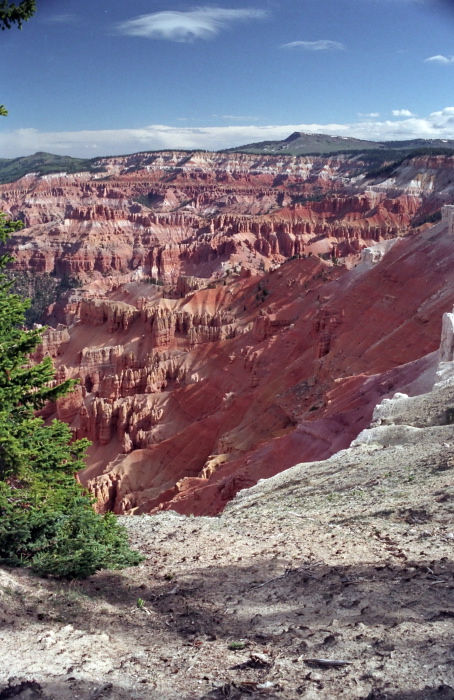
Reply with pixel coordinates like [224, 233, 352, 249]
[364, 147, 454, 179]
[7, 271, 82, 327]
[225, 132, 454, 159]
[2, 140, 454, 186]
[223, 132, 385, 156]
[0, 152, 106, 184]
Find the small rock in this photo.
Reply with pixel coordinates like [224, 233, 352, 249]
[308, 672, 322, 682]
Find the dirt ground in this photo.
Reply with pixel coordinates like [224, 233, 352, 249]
[1, 388, 454, 700]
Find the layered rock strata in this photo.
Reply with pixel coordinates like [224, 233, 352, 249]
[30, 213, 454, 516]
[1, 151, 450, 283]
[3, 151, 454, 515]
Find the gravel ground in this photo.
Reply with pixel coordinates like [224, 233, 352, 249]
[0, 386, 453, 700]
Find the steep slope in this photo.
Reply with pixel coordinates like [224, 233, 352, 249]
[1, 149, 454, 515]
[69, 216, 454, 516]
[1, 326, 453, 698]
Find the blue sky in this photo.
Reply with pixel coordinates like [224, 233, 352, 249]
[2, 0, 454, 157]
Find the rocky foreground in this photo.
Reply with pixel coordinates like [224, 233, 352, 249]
[0, 324, 453, 698]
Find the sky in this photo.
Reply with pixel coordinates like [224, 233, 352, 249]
[2, 0, 454, 158]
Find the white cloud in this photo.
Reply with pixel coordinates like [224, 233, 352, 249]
[358, 112, 380, 118]
[392, 109, 415, 116]
[425, 54, 454, 64]
[116, 7, 267, 42]
[281, 40, 345, 51]
[213, 114, 260, 121]
[44, 14, 79, 24]
[3, 108, 454, 159]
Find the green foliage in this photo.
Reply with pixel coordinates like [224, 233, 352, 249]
[133, 194, 154, 209]
[0, 212, 143, 578]
[0, 0, 35, 30]
[0, 152, 106, 185]
[411, 209, 442, 228]
[365, 155, 407, 179]
[0, 491, 142, 578]
[290, 193, 326, 206]
[365, 148, 454, 180]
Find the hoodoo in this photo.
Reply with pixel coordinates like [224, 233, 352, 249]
[1, 147, 454, 516]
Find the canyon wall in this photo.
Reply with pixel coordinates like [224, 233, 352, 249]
[1, 150, 454, 515]
[1, 150, 447, 283]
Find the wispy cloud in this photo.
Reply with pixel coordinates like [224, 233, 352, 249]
[44, 14, 79, 24]
[392, 109, 415, 116]
[3, 108, 454, 159]
[358, 112, 380, 118]
[281, 40, 345, 51]
[213, 114, 260, 121]
[425, 54, 454, 64]
[116, 7, 267, 42]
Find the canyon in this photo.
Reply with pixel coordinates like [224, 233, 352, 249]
[1, 147, 454, 516]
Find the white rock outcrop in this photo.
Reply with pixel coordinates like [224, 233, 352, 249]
[441, 204, 454, 235]
[360, 238, 399, 267]
[434, 308, 454, 389]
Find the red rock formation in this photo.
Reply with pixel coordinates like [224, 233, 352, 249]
[4, 150, 454, 515]
[1, 150, 447, 283]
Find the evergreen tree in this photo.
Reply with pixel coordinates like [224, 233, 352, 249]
[0, 4, 142, 579]
[0, 1, 35, 30]
[0, 213, 143, 578]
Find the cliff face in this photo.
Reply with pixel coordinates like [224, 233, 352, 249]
[2, 150, 454, 515]
[0, 150, 447, 282]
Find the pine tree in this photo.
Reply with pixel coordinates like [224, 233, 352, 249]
[0, 1, 35, 30]
[0, 213, 143, 578]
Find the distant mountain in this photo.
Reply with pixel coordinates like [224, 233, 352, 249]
[225, 131, 454, 156]
[2, 136, 454, 186]
[383, 138, 454, 150]
[0, 152, 105, 185]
